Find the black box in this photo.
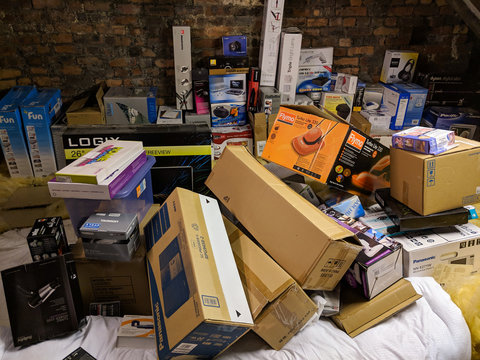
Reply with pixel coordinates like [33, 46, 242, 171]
[63, 347, 97, 360]
[1, 254, 84, 347]
[374, 188, 469, 232]
[27, 217, 69, 262]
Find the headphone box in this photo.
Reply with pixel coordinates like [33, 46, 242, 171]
[380, 50, 419, 84]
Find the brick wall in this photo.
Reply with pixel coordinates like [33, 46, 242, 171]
[0, 0, 478, 105]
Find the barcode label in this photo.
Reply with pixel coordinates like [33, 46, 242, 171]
[202, 295, 220, 307]
[172, 342, 197, 354]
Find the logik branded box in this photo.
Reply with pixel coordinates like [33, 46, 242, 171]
[276, 28, 302, 104]
[0, 86, 37, 177]
[27, 216, 69, 262]
[206, 146, 363, 290]
[262, 106, 391, 195]
[21, 88, 62, 177]
[390, 138, 480, 215]
[380, 50, 418, 84]
[144, 188, 253, 358]
[104, 87, 157, 124]
[391, 223, 480, 277]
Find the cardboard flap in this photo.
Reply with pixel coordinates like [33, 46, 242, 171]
[95, 83, 106, 121]
[332, 279, 421, 337]
[67, 96, 89, 113]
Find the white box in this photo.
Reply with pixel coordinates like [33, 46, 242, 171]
[392, 223, 480, 277]
[299, 47, 333, 66]
[173, 26, 193, 110]
[258, 0, 285, 86]
[380, 50, 419, 84]
[334, 74, 358, 95]
[156, 106, 183, 125]
[360, 106, 391, 134]
[276, 28, 302, 104]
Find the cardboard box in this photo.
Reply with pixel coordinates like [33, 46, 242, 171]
[380, 50, 419, 84]
[392, 126, 456, 155]
[156, 106, 182, 125]
[192, 68, 210, 115]
[0, 86, 37, 177]
[321, 92, 354, 122]
[212, 124, 253, 160]
[248, 111, 276, 157]
[360, 106, 391, 134]
[258, 0, 285, 86]
[349, 112, 372, 135]
[422, 106, 480, 133]
[206, 145, 362, 290]
[331, 278, 421, 337]
[116, 315, 155, 349]
[296, 65, 332, 93]
[363, 83, 384, 110]
[66, 84, 106, 125]
[334, 74, 358, 95]
[390, 138, 480, 215]
[104, 87, 157, 124]
[173, 26, 193, 110]
[27, 216, 69, 262]
[144, 188, 253, 358]
[184, 112, 210, 126]
[391, 223, 480, 277]
[247, 67, 260, 112]
[258, 86, 281, 115]
[225, 219, 318, 350]
[299, 47, 333, 67]
[209, 72, 247, 126]
[262, 106, 391, 195]
[276, 27, 302, 104]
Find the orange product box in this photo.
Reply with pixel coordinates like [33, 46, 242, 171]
[262, 105, 390, 195]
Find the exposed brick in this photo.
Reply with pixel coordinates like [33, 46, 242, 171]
[109, 58, 129, 67]
[154, 59, 173, 68]
[114, 68, 129, 77]
[78, 57, 102, 66]
[0, 69, 21, 79]
[405, 0, 418, 3]
[106, 79, 123, 87]
[335, 57, 359, 66]
[334, 48, 348, 56]
[307, 18, 329, 27]
[32, 0, 63, 9]
[62, 65, 82, 75]
[336, 6, 367, 16]
[31, 67, 48, 75]
[420, 0, 432, 3]
[339, 38, 352, 47]
[114, 16, 139, 25]
[17, 78, 32, 85]
[132, 67, 143, 76]
[335, 67, 359, 75]
[54, 45, 76, 53]
[112, 26, 126, 35]
[117, 4, 142, 15]
[84, 1, 110, 11]
[52, 33, 73, 43]
[388, 6, 414, 16]
[329, 17, 342, 27]
[313, 9, 320, 16]
[373, 27, 400, 36]
[435, 0, 447, 5]
[384, 17, 397, 27]
[33, 76, 52, 87]
[71, 23, 94, 34]
[0, 79, 16, 89]
[114, 37, 132, 46]
[350, 0, 362, 6]
[343, 17, 356, 27]
[348, 46, 374, 56]
[142, 48, 156, 57]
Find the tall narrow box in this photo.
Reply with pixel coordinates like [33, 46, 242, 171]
[173, 26, 194, 110]
[276, 28, 302, 104]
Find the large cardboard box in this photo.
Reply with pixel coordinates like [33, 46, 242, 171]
[331, 278, 421, 337]
[206, 146, 362, 290]
[66, 84, 106, 125]
[145, 188, 253, 359]
[261, 105, 390, 195]
[390, 138, 480, 215]
[224, 218, 318, 350]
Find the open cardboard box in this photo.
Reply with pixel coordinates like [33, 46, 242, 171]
[66, 83, 106, 125]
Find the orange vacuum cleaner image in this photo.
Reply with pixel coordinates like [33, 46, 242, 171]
[262, 106, 390, 195]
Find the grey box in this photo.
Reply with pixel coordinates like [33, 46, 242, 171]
[184, 112, 211, 126]
[79, 213, 140, 261]
[173, 26, 194, 110]
[258, 87, 281, 114]
[104, 87, 157, 124]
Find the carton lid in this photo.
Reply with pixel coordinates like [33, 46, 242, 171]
[332, 279, 421, 337]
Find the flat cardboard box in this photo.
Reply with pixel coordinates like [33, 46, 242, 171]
[206, 146, 363, 290]
[331, 278, 421, 337]
[224, 219, 318, 350]
[145, 188, 253, 358]
[390, 138, 480, 215]
[66, 84, 106, 125]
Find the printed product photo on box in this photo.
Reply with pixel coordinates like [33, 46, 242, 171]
[363, 83, 384, 110]
[392, 126, 456, 155]
[296, 47, 333, 93]
[334, 74, 358, 95]
[380, 50, 419, 84]
[209, 73, 247, 126]
[222, 35, 247, 57]
[1, 254, 84, 347]
[390, 138, 480, 215]
[27, 216, 69, 262]
[359, 208, 397, 236]
[208, 56, 249, 71]
[258, 0, 285, 86]
[173, 26, 193, 110]
[212, 124, 253, 160]
[352, 82, 365, 112]
[392, 223, 480, 277]
[276, 27, 302, 104]
[20, 88, 62, 177]
[258, 86, 281, 115]
[144, 188, 253, 358]
[422, 106, 480, 131]
[66, 83, 106, 125]
[0, 85, 37, 177]
[299, 47, 333, 67]
[247, 67, 260, 112]
[116, 315, 155, 349]
[295, 94, 314, 106]
[321, 92, 354, 122]
[156, 106, 183, 125]
[262, 106, 391, 196]
[192, 68, 210, 115]
[104, 87, 157, 124]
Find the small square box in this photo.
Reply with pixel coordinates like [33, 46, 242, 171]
[27, 217, 69, 262]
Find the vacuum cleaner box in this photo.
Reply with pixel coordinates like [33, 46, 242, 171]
[224, 218, 318, 350]
[262, 106, 391, 196]
[206, 146, 363, 290]
[390, 138, 480, 215]
[391, 223, 480, 277]
[332, 278, 421, 337]
[1, 254, 84, 347]
[380, 50, 418, 84]
[145, 188, 253, 359]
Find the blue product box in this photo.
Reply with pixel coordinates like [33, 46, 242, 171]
[422, 106, 480, 130]
[21, 88, 62, 177]
[209, 74, 247, 126]
[296, 65, 332, 93]
[222, 36, 247, 57]
[0, 86, 38, 177]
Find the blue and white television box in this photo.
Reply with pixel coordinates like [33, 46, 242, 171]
[21, 88, 62, 177]
[382, 83, 428, 130]
[0, 86, 37, 177]
[209, 73, 247, 126]
[222, 36, 247, 57]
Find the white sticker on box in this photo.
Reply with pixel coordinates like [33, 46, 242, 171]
[257, 140, 266, 156]
[172, 342, 197, 354]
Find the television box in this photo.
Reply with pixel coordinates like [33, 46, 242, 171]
[391, 223, 480, 277]
[258, 0, 285, 86]
[27, 216, 69, 262]
[222, 35, 247, 57]
[1, 254, 84, 347]
[224, 218, 318, 350]
[349, 112, 372, 135]
[206, 146, 362, 290]
[321, 92, 354, 122]
[392, 126, 456, 155]
[212, 124, 253, 160]
[331, 278, 421, 337]
[390, 138, 480, 215]
[116, 315, 155, 349]
[66, 84, 106, 125]
[55, 140, 144, 184]
[79, 212, 140, 262]
[261, 106, 390, 196]
[374, 188, 469, 232]
[380, 50, 418, 84]
[104, 87, 157, 124]
[59, 124, 212, 203]
[276, 27, 302, 104]
[0, 86, 37, 177]
[145, 188, 253, 358]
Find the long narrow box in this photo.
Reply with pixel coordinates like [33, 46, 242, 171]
[276, 27, 302, 104]
[0, 86, 37, 177]
[173, 26, 194, 110]
[145, 188, 253, 358]
[55, 140, 144, 184]
[206, 146, 362, 290]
